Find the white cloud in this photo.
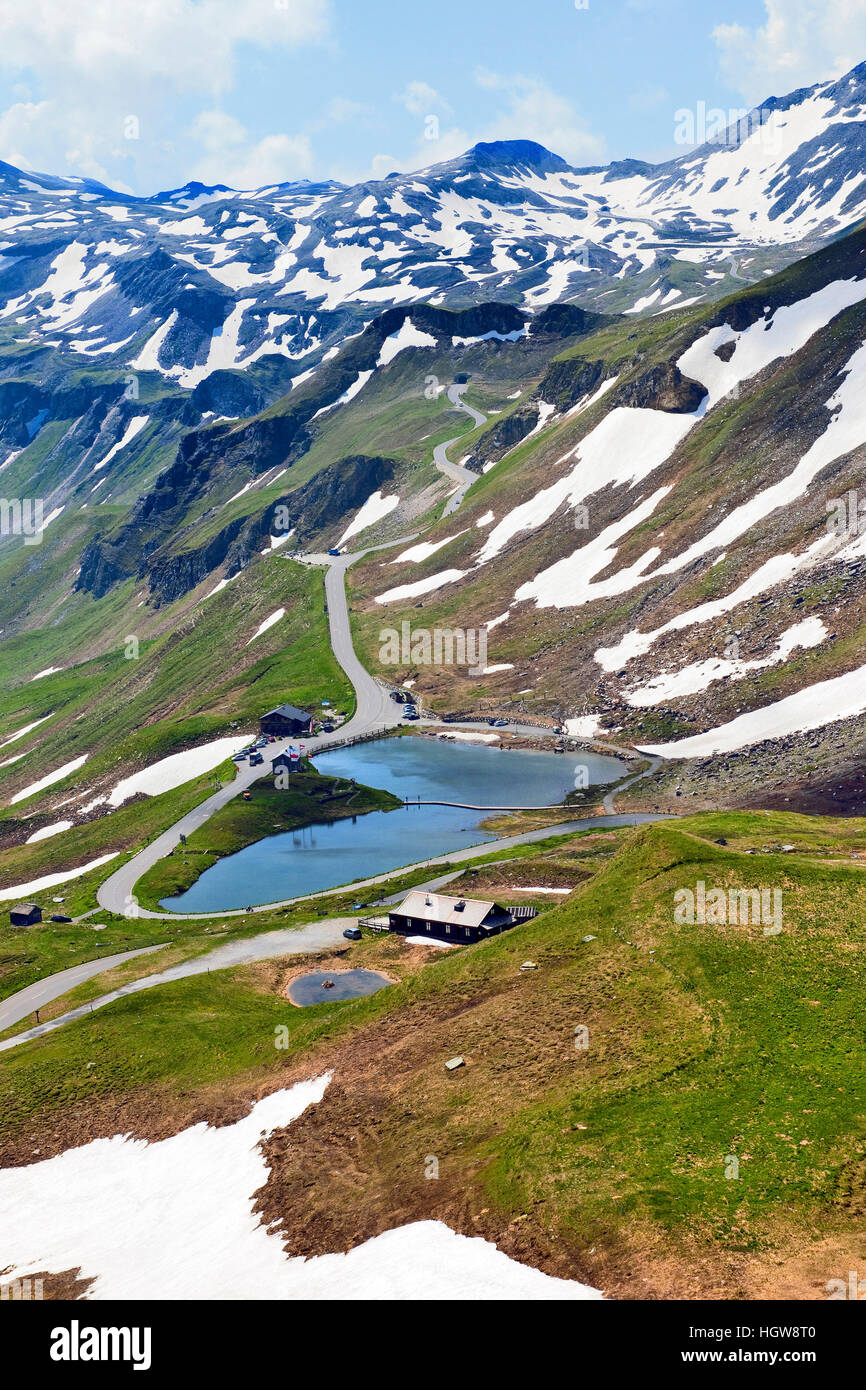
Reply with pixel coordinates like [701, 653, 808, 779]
[370, 153, 400, 181]
[190, 110, 313, 188]
[396, 81, 453, 117]
[367, 70, 604, 183]
[0, 0, 332, 190]
[0, 0, 332, 92]
[713, 0, 866, 105]
[473, 69, 606, 166]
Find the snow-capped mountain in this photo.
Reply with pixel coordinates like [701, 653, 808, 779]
[0, 63, 865, 395]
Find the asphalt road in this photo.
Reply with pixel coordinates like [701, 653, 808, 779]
[10, 397, 666, 1042]
[435, 383, 486, 516]
[97, 376, 490, 919]
[0, 944, 168, 1034]
[603, 755, 663, 813]
[0, 918, 359, 1053]
[97, 543, 407, 920]
[0, 814, 668, 1046]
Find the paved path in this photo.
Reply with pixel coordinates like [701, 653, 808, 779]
[103, 806, 668, 924]
[97, 543, 408, 919]
[0, 813, 670, 1048]
[0, 945, 168, 1034]
[603, 755, 663, 814]
[435, 384, 486, 516]
[0, 918, 358, 1054]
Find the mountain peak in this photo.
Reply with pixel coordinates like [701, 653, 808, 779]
[464, 140, 571, 174]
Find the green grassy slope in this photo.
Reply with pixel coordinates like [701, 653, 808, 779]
[0, 811, 862, 1296]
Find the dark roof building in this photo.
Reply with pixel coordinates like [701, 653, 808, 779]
[272, 750, 302, 774]
[388, 891, 532, 944]
[260, 704, 313, 737]
[10, 902, 42, 926]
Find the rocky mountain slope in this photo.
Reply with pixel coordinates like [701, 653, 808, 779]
[340, 221, 866, 809]
[2, 63, 866, 822]
[0, 61, 864, 392]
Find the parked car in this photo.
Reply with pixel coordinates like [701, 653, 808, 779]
[255, 737, 268, 747]
[249, 753, 264, 766]
[405, 712, 420, 721]
[328, 548, 341, 557]
[322, 722, 334, 732]
[343, 927, 363, 941]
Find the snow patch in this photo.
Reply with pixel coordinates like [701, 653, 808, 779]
[374, 569, 465, 605]
[377, 318, 437, 366]
[338, 491, 400, 547]
[10, 755, 88, 805]
[0, 852, 119, 900]
[0, 1077, 599, 1299]
[25, 820, 74, 844]
[106, 737, 251, 807]
[247, 610, 285, 645]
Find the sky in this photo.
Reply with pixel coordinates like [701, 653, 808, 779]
[0, 0, 863, 195]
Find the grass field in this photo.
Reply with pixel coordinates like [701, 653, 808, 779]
[0, 810, 862, 1297]
[0, 559, 352, 848]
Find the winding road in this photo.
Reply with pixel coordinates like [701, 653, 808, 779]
[97, 542, 408, 920]
[435, 383, 485, 516]
[1, 376, 667, 1045]
[0, 813, 667, 1051]
[98, 380, 489, 920]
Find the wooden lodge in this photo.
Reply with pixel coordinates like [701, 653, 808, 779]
[387, 891, 534, 944]
[259, 704, 313, 738]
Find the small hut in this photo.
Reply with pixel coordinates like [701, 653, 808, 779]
[10, 903, 42, 927]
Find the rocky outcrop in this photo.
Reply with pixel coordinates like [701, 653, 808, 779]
[468, 407, 540, 470]
[0, 378, 125, 448]
[530, 303, 608, 339]
[370, 300, 528, 351]
[77, 408, 314, 599]
[536, 355, 607, 412]
[87, 452, 402, 608]
[614, 361, 707, 413]
[290, 453, 398, 539]
[76, 541, 133, 601]
[190, 370, 265, 419]
[145, 518, 251, 606]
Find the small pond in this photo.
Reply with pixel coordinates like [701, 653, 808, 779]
[288, 969, 392, 1007]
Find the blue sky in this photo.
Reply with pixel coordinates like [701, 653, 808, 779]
[0, 0, 863, 194]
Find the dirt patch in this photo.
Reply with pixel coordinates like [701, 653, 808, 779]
[32, 1268, 95, 1301]
[1, 901, 860, 1302]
